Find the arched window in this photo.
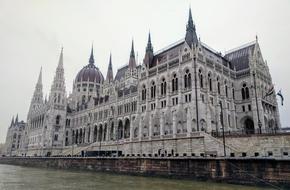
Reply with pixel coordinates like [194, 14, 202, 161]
[82, 95, 86, 104]
[160, 78, 166, 96]
[208, 73, 212, 91]
[217, 78, 221, 95]
[56, 115, 61, 125]
[198, 69, 203, 88]
[141, 85, 146, 101]
[184, 69, 191, 89]
[232, 83, 235, 100]
[241, 83, 250, 100]
[151, 81, 156, 99]
[58, 94, 61, 103]
[225, 81, 228, 98]
[172, 73, 178, 92]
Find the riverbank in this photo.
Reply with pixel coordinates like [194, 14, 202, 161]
[0, 157, 289, 189]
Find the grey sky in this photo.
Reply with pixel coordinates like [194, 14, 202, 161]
[0, 0, 289, 143]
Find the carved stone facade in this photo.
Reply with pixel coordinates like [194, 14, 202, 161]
[5, 8, 281, 157]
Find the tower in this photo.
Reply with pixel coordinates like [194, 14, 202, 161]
[128, 40, 136, 70]
[45, 48, 67, 152]
[28, 67, 44, 117]
[144, 32, 154, 68]
[106, 53, 114, 83]
[185, 8, 198, 47]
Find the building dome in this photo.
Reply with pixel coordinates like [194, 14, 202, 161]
[75, 46, 104, 84]
[75, 64, 104, 83]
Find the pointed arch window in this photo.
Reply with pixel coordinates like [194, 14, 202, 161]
[217, 78, 221, 95]
[56, 115, 61, 125]
[241, 83, 250, 100]
[208, 73, 212, 91]
[172, 73, 178, 92]
[151, 81, 156, 99]
[160, 78, 167, 96]
[184, 69, 191, 89]
[198, 69, 203, 88]
[225, 81, 228, 98]
[141, 85, 146, 101]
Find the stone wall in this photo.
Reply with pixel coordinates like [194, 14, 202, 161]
[220, 133, 290, 157]
[0, 157, 290, 188]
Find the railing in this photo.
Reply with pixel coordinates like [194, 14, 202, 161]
[211, 129, 290, 138]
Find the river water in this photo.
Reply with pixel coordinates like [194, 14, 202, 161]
[0, 164, 274, 190]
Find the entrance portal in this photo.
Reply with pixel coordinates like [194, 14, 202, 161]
[244, 118, 255, 134]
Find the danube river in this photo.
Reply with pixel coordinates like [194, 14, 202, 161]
[0, 164, 274, 190]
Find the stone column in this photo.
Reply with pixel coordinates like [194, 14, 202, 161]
[160, 113, 164, 138]
[149, 114, 152, 140]
[139, 117, 142, 141]
[172, 111, 177, 138]
[129, 117, 133, 141]
[187, 108, 192, 137]
[84, 128, 87, 143]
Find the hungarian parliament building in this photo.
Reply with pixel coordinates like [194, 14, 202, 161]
[4, 9, 281, 157]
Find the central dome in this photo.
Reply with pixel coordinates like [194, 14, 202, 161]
[75, 64, 104, 83]
[75, 46, 104, 84]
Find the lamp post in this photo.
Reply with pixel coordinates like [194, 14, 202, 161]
[253, 71, 262, 134]
[193, 54, 199, 131]
[219, 101, 226, 157]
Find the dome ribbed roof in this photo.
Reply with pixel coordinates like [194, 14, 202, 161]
[75, 64, 104, 83]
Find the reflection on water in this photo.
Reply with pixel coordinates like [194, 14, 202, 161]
[0, 164, 273, 190]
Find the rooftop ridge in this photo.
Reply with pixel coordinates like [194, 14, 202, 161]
[225, 40, 256, 55]
[154, 38, 184, 56]
[201, 42, 220, 55]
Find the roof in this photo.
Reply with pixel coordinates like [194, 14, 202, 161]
[224, 41, 256, 71]
[114, 65, 129, 81]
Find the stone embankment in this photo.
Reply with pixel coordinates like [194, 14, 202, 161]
[0, 157, 290, 189]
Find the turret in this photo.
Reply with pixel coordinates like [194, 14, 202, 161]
[49, 47, 66, 106]
[185, 8, 198, 48]
[144, 32, 154, 68]
[128, 40, 136, 70]
[28, 67, 44, 116]
[106, 53, 114, 83]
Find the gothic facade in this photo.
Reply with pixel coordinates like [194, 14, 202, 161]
[5, 8, 281, 157]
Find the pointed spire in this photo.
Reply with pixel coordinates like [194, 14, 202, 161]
[129, 40, 136, 69]
[10, 116, 14, 127]
[37, 67, 42, 85]
[130, 40, 135, 58]
[15, 114, 18, 123]
[89, 44, 95, 65]
[58, 47, 64, 68]
[185, 7, 198, 47]
[146, 31, 153, 53]
[106, 53, 114, 83]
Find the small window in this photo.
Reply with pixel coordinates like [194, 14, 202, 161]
[248, 104, 252, 111]
[242, 105, 245, 112]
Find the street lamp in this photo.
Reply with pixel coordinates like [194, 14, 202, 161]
[219, 101, 226, 157]
[253, 71, 262, 134]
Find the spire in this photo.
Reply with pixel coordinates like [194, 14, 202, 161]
[129, 40, 136, 69]
[10, 116, 14, 127]
[146, 32, 153, 53]
[58, 47, 64, 68]
[15, 114, 18, 123]
[106, 53, 114, 83]
[185, 7, 198, 47]
[37, 67, 42, 85]
[28, 67, 44, 116]
[144, 32, 154, 68]
[49, 47, 66, 106]
[89, 44, 95, 65]
[130, 40, 135, 58]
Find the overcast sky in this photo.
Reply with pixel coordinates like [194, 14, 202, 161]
[0, 0, 289, 143]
